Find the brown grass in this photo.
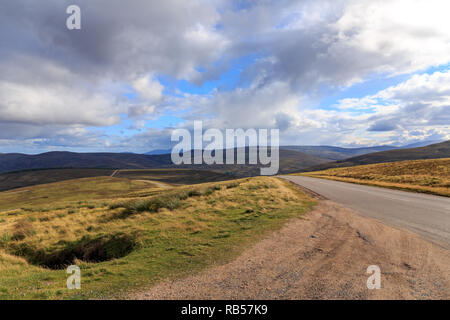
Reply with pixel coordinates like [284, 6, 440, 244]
[298, 158, 450, 197]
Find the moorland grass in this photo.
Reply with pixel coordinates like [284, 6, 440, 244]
[297, 158, 450, 197]
[0, 176, 314, 299]
[0, 177, 158, 212]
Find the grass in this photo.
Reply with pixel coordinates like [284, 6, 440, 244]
[0, 177, 158, 212]
[297, 158, 450, 197]
[0, 176, 314, 299]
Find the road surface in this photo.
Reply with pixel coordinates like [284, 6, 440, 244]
[281, 175, 450, 249]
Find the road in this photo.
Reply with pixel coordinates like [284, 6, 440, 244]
[281, 175, 450, 249]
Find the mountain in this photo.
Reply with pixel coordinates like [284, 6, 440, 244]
[5, 141, 444, 177]
[173, 148, 328, 176]
[144, 149, 172, 155]
[0, 168, 114, 192]
[400, 140, 443, 149]
[281, 140, 443, 161]
[145, 144, 405, 162]
[0, 148, 327, 176]
[0, 151, 172, 174]
[280, 145, 397, 161]
[305, 140, 450, 171]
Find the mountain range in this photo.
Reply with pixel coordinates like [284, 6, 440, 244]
[0, 140, 447, 176]
[305, 140, 450, 171]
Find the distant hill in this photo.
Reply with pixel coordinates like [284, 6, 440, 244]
[280, 145, 396, 161]
[144, 149, 172, 155]
[399, 140, 442, 149]
[305, 140, 450, 171]
[173, 148, 328, 176]
[0, 168, 114, 192]
[0, 148, 327, 177]
[281, 140, 442, 161]
[0, 152, 172, 174]
[0, 168, 238, 192]
[4, 141, 444, 178]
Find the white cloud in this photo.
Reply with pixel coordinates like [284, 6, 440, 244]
[378, 71, 450, 103]
[332, 0, 450, 75]
[0, 0, 450, 152]
[331, 70, 450, 143]
[132, 75, 164, 103]
[0, 80, 121, 126]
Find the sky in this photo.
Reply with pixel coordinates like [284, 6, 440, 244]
[0, 0, 449, 154]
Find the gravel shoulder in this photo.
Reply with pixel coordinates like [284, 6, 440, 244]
[131, 200, 450, 300]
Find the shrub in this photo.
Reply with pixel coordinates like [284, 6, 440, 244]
[108, 202, 125, 210]
[11, 219, 34, 241]
[188, 190, 202, 197]
[0, 234, 12, 248]
[7, 211, 21, 216]
[112, 185, 221, 217]
[124, 196, 182, 215]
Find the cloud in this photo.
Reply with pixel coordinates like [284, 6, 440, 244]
[378, 71, 450, 103]
[0, 0, 449, 152]
[0, 79, 121, 126]
[217, 0, 450, 90]
[132, 76, 164, 103]
[332, 70, 450, 142]
[368, 120, 399, 132]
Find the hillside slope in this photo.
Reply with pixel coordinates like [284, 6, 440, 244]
[0, 148, 327, 176]
[0, 152, 172, 174]
[175, 148, 328, 176]
[305, 140, 450, 171]
[281, 145, 396, 161]
[0, 176, 314, 299]
[300, 158, 450, 196]
[0, 168, 114, 192]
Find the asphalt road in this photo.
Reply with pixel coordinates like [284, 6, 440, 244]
[281, 175, 450, 249]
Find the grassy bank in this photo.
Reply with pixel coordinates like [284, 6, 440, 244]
[297, 158, 450, 197]
[0, 176, 314, 299]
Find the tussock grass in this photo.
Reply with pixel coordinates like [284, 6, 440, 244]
[11, 219, 34, 241]
[109, 185, 227, 217]
[298, 158, 450, 197]
[0, 176, 314, 299]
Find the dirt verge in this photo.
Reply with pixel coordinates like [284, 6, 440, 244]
[131, 200, 450, 300]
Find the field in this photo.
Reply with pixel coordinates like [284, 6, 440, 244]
[0, 175, 314, 299]
[299, 158, 450, 197]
